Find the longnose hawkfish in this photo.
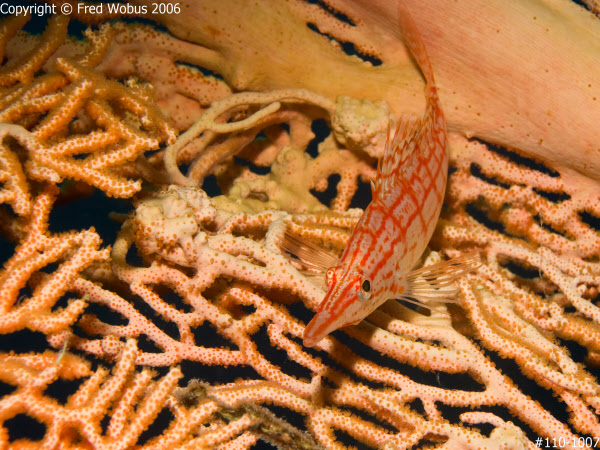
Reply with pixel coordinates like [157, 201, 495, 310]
[281, 3, 478, 347]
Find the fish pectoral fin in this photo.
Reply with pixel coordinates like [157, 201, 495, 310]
[279, 228, 340, 273]
[401, 252, 481, 306]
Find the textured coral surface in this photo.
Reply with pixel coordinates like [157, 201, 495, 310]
[0, 1, 600, 449]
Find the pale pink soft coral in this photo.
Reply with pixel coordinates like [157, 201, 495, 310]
[123, 0, 600, 181]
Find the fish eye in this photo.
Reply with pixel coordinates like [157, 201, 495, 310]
[358, 278, 371, 301]
[361, 279, 371, 293]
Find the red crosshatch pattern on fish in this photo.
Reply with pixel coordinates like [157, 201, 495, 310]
[297, 1, 476, 347]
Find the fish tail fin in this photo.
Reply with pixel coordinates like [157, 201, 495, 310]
[398, 252, 480, 307]
[397, 1, 436, 87]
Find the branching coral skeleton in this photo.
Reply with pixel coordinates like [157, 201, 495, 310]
[0, 1, 600, 448]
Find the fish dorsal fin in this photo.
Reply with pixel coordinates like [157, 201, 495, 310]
[374, 113, 420, 196]
[279, 229, 339, 272]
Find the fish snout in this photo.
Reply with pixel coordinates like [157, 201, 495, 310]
[302, 296, 359, 347]
[303, 310, 335, 347]
[303, 273, 362, 346]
